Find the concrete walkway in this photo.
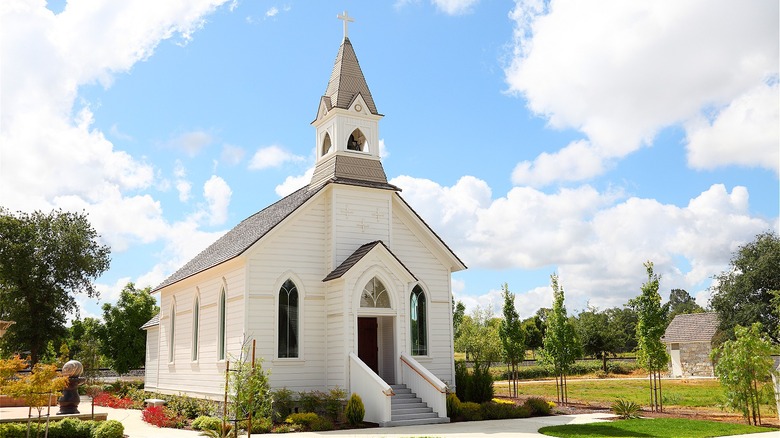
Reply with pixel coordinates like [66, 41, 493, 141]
[3, 402, 778, 437]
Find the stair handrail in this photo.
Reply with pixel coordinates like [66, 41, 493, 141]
[348, 352, 394, 424]
[399, 352, 448, 418]
[400, 352, 447, 393]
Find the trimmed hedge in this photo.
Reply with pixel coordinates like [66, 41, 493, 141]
[494, 360, 639, 380]
[0, 418, 124, 438]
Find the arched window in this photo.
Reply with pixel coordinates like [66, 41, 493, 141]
[278, 280, 299, 358]
[168, 302, 176, 363]
[321, 133, 332, 156]
[218, 288, 226, 361]
[410, 286, 427, 356]
[347, 128, 367, 152]
[361, 277, 390, 308]
[192, 295, 200, 361]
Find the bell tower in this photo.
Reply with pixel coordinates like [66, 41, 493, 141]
[309, 11, 389, 188]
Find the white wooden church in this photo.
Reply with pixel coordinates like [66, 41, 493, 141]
[142, 17, 466, 426]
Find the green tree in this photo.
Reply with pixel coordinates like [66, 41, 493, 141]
[521, 315, 544, 358]
[0, 209, 110, 364]
[454, 306, 502, 402]
[228, 339, 272, 431]
[664, 289, 704, 324]
[710, 231, 780, 343]
[629, 261, 669, 412]
[539, 274, 581, 405]
[498, 284, 525, 398]
[68, 317, 107, 380]
[97, 283, 158, 374]
[604, 306, 638, 354]
[575, 306, 620, 372]
[712, 323, 775, 425]
[452, 299, 466, 341]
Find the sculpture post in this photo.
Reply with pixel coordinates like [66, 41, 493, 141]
[57, 360, 86, 415]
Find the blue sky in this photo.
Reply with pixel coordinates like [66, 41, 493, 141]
[1, 0, 778, 321]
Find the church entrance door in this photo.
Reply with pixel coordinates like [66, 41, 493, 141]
[357, 317, 378, 373]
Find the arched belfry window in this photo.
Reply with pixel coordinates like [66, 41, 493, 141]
[321, 132, 332, 157]
[347, 128, 367, 152]
[218, 288, 226, 361]
[361, 277, 390, 308]
[410, 286, 428, 356]
[278, 280, 299, 358]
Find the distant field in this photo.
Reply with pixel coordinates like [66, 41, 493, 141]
[495, 377, 776, 414]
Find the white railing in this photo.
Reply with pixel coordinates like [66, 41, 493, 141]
[399, 352, 447, 418]
[348, 353, 394, 425]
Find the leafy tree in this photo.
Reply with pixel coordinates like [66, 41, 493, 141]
[629, 261, 669, 412]
[710, 231, 780, 343]
[712, 323, 775, 425]
[521, 315, 544, 357]
[0, 209, 110, 364]
[68, 317, 108, 380]
[604, 306, 638, 354]
[97, 283, 158, 374]
[539, 274, 581, 405]
[229, 340, 272, 431]
[452, 299, 466, 340]
[498, 284, 525, 398]
[664, 289, 704, 324]
[575, 306, 620, 372]
[454, 306, 502, 402]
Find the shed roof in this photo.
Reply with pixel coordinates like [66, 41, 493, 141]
[662, 312, 719, 343]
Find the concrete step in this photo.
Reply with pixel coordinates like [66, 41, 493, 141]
[391, 405, 433, 415]
[383, 416, 450, 427]
[391, 396, 422, 404]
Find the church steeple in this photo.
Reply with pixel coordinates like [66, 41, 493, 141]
[309, 13, 390, 189]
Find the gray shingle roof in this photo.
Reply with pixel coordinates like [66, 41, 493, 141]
[141, 313, 159, 329]
[662, 312, 719, 343]
[323, 37, 378, 115]
[153, 185, 323, 291]
[323, 240, 417, 282]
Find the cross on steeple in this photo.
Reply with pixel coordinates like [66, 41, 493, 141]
[337, 10, 354, 39]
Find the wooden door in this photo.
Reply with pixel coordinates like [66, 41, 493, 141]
[357, 317, 378, 373]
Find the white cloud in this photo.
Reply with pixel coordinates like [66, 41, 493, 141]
[686, 81, 780, 173]
[168, 130, 214, 157]
[511, 139, 605, 187]
[220, 143, 245, 166]
[203, 175, 232, 225]
[506, 0, 779, 184]
[275, 167, 314, 197]
[392, 174, 773, 313]
[265, 7, 278, 17]
[432, 0, 479, 15]
[248, 145, 304, 170]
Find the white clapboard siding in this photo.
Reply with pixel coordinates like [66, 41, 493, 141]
[144, 327, 159, 390]
[332, 187, 391, 266]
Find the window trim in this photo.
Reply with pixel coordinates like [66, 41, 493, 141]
[217, 286, 227, 362]
[274, 273, 305, 361]
[410, 284, 429, 357]
[191, 291, 200, 362]
[168, 299, 176, 364]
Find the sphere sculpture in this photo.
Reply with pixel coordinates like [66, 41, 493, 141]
[57, 360, 86, 415]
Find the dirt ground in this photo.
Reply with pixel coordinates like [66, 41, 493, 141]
[497, 395, 780, 430]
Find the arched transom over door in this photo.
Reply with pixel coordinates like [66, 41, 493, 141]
[360, 277, 390, 308]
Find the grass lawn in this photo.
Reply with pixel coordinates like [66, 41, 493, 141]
[538, 417, 777, 437]
[498, 378, 730, 409]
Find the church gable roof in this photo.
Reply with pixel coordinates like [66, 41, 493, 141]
[153, 185, 323, 291]
[141, 313, 159, 329]
[662, 312, 719, 343]
[322, 37, 379, 116]
[323, 240, 417, 282]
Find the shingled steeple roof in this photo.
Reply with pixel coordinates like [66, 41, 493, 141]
[322, 37, 379, 115]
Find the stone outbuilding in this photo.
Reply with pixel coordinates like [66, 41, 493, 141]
[661, 312, 719, 378]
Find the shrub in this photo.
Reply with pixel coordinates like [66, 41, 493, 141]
[298, 390, 326, 414]
[469, 365, 494, 403]
[345, 393, 365, 425]
[611, 398, 641, 419]
[271, 387, 295, 421]
[324, 387, 346, 422]
[285, 412, 333, 431]
[241, 416, 273, 433]
[142, 405, 184, 428]
[480, 401, 530, 420]
[92, 420, 124, 438]
[92, 392, 133, 409]
[454, 360, 469, 401]
[446, 393, 461, 417]
[192, 415, 222, 431]
[523, 397, 552, 416]
[459, 401, 482, 421]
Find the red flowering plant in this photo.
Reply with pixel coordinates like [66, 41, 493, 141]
[93, 392, 134, 409]
[142, 405, 184, 428]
